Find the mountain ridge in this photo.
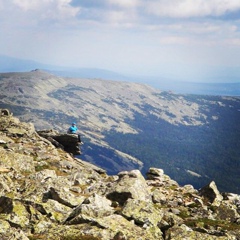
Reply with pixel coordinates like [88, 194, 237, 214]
[1, 54, 240, 95]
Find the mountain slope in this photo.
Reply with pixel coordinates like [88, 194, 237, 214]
[1, 110, 239, 239]
[0, 70, 240, 193]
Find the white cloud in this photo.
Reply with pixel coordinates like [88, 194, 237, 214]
[1, 0, 240, 82]
[12, 0, 80, 20]
[103, 8, 140, 27]
[158, 36, 191, 45]
[146, 0, 240, 18]
[13, 0, 42, 11]
[106, 10, 132, 25]
[106, 0, 140, 8]
[224, 38, 240, 46]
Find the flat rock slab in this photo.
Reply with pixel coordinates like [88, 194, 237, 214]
[38, 130, 81, 155]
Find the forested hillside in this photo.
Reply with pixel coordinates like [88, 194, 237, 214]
[105, 93, 240, 193]
[0, 70, 240, 194]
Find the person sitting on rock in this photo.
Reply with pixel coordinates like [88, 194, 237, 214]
[68, 122, 83, 144]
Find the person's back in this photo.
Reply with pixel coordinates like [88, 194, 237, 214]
[67, 122, 83, 144]
[68, 123, 78, 134]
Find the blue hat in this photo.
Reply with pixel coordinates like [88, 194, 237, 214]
[72, 122, 76, 125]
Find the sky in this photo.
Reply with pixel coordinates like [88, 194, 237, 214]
[1, 0, 240, 83]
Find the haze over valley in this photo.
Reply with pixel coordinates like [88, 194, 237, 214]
[1, 55, 240, 96]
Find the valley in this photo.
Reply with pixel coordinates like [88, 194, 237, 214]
[0, 70, 240, 193]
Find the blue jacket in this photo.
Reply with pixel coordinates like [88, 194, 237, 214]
[68, 125, 78, 134]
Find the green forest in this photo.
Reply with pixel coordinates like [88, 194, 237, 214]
[104, 94, 240, 194]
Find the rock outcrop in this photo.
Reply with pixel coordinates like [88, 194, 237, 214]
[0, 109, 240, 239]
[37, 129, 81, 155]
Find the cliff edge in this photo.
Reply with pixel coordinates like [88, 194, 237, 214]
[0, 109, 239, 239]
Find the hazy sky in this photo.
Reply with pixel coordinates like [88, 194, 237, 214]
[1, 0, 240, 82]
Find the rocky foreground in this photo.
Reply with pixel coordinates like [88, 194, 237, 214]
[0, 109, 240, 240]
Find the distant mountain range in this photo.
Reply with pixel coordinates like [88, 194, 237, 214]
[0, 70, 240, 194]
[0, 54, 239, 96]
[0, 55, 128, 80]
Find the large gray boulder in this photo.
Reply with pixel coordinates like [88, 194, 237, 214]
[199, 181, 223, 206]
[121, 198, 163, 237]
[64, 193, 114, 224]
[106, 170, 151, 205]
[37, 129, 81, 155]
[165, 224, 233, 240]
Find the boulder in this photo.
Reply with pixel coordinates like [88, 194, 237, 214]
[165, 224, 231, 240]
[38, 129, 81, 155]
[121, 198, 164, 234]
[95, 214, 164, 240]
[0, 198, 30, 229]
[42, 199, 72, 223]
[0, 109, 11, 116]
[152, 188, 168, 204]
[215, 203, 240, 223]
[41, 175, 86, 208]
[158, 210, 184, 231]
[106, 170, 151, 205]
[147, 167, 164, 179]
[64, 193, 114, 225]
[199, 181, 223, 206]
[146, 167, 179, 188]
